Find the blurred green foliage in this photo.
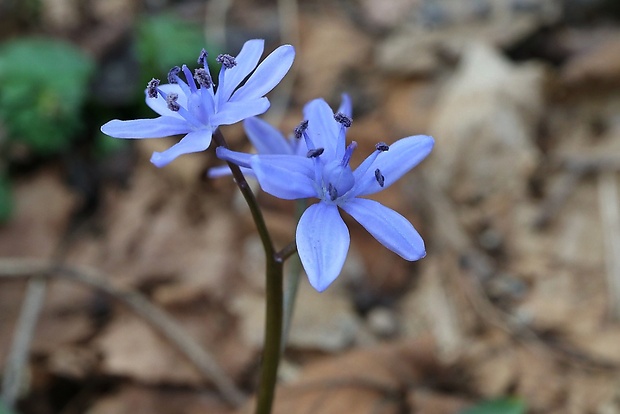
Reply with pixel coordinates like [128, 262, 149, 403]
[460, 397, 526, 414]
[0, 15, 218, 224]
[136, 14, 221, 88]
[0, 174, 12, 223]
[0, 399, 16, 414]
[0, 38, 94, 154]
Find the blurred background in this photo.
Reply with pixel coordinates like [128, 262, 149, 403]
[1, 0, 620, 413]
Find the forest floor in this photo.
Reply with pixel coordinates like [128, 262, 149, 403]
[2, 0, 620, 413]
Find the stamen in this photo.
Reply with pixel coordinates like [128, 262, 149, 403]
[341, 141, 358, 167]
[376, 142, 389, 152]
[216, 54, 236, 69]
[328, 183, 338, 201]
[307, 148, 324, 158]
[374, 169, 385, 187]
[166, 93, 180, 112]
[194, 68, 213, 88]
[352, 142, 390, 187]
[167, 66, 181, 84]
[294, 120, 309, 139]
[146, 78, 160, 98]
[181, 65, 197, 93]
[334, 112, 352, 128]
[197, 49, 208, 66]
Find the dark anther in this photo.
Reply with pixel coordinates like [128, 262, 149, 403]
[328, 183, 338, 201]
[294, 120, 309, 139]
[376, 142, 389, 152]
[146, 78, 160, 98]
[216, 54, 237, 69]
[374, 169, 385, 187]
[334, 112, 352, 128]
[166, 93, 180, 112]
[167, 66, 181, 84]
[194, 68, 213, 88]
[197, 49, 208, 66]
[307, 148, 324, 158]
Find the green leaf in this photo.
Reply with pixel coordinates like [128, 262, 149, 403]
[460, 397, 527, 414]
[136, 14, 221, 85]
[0, 398, 18, 414]
[0, 174, 12, 223]
[0, 38, 95, 154]
[94, 132, 129, 158]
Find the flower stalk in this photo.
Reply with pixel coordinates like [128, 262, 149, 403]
[212, 129, 284, 414]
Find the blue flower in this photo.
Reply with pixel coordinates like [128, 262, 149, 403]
[218, 98, 434, 292]
[208, 94, 352, 178]
[101, 39, 295, 167]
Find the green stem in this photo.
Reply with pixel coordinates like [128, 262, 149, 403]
[280, 199, 306, 351]
[213, 130, 274, 258]
[212, 130, 283, 414]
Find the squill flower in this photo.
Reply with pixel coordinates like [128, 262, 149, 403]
[100, 39, 295, 167]
[218, 98, 434, 291]
[208, 94, 351, 178]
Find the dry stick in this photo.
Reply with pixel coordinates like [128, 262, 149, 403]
[536, 153, 620, 228]
[0, 258, 246, 407]
[597, 172, 620, 320]
[1, 277, 47, 407]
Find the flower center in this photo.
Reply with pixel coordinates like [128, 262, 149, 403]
[321, 142, 357, 201]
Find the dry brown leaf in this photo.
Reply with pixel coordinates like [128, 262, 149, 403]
[428, 42, 543, 203]
[0, 280, 26, 365]
[408, 389, 470, 414]
[86, 384, 233, 414]
[240, 338, 441, 414]
[0, 167, 78, 258]
[96, 302, 255, 386]
[297, 15, 373, 102]
[562, 30, 620, 86]
[96, 311, 204, 385]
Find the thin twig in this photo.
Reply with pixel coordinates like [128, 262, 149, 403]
[0, 258, 246, 407]
[597, 172, 620, 320]
[534, 169, 584, 228]
[1, 230, 72, 408]
[1, 277, 47, 407]
[536, 153, 620, 228]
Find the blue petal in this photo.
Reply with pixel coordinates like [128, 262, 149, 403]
[101, 117, 191, 138]
[230, 45, 295, 102]
[218, 39, 264, 103]
[145, 84, 186, 118]
[212, 98, 270, 126]
[207, 165, 255, 179]
[302, 99, 339, 160]
[215, 147, 253, 169]
[150, 129, 212, 167]
[341, 198, 425, 261]
[250, 154, 316, 199]
[244, 117, 293, 155]
[354, 135, 434, 197]
[337, 93, 352, 118]
[296, 203, 350, 292]
[207, 165, 232, 178]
